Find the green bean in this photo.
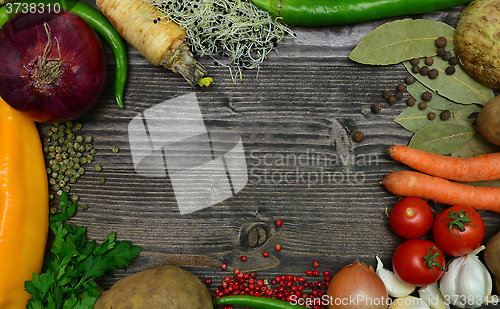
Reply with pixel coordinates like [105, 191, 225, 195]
[213, 295, 303, 309]
[0, 0, 127, 108]
[251, 0, 472, 26]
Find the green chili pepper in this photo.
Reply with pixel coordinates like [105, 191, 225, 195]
[213, 295, 303, 309]
[251, 0, 472, 26]
[0, 0, 127, 108]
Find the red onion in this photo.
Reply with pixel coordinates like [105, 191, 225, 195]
[0, 10, 106, 123]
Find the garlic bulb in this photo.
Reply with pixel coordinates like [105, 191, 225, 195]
[439, 246, 492, 308]
[419, 283, 450, 309]
[389, 296, 431, 309]
[375, 255, 415, 297]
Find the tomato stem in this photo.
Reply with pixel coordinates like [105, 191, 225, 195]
[441, 209, 477, 241]
[422, 246, 446, 275]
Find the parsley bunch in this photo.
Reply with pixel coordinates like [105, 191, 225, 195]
[25, 193, 142, 309]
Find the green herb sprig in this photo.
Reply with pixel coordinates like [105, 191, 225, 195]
[25, 192, 142, 309]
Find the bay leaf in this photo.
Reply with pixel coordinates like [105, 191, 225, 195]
[403, 51, 494, 105]
[349, 19, 454, 65]
[394, 105, 443, 133]
[461, 180, 500, 187]
[451, 132, 500, 158]
[394, 104, 480, 133]
[408, 122, 476, 154]
[406, 82, 466, 111]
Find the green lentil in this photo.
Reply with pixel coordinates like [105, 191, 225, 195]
[96, 165, 103, 172]
[71, 195, 79, 203]
[74, 123, 83, 130]
[112, 147, 119, 153]
[80, 203, 89, 210]
[98, 177, 106, 184]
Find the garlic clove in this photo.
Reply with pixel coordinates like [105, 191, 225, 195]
[375, 255, 415, 298]
[439, 246, 492, 309]
[419, 283, 450, 309]
[389, 296, 431, 309]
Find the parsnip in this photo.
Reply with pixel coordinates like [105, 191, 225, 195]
[95, 0, 206, 86]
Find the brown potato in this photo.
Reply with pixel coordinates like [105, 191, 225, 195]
[94, 266, 213, 309]
[477, 96, 500, 146]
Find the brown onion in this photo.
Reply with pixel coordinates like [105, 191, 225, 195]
[327, 261, 389, 309]
[0, 10, 106, 123]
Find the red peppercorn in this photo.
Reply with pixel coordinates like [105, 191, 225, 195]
[256, 279, 264, 286]
[240, 255, 247, 262]
[324, 276, 331, 282]
[312, 270, 320, 277]
[313, 260, 319, 268]
[205, 278, 212, 285]
[286, 275, 293, 281]
[276, 219, 283, 227]
[305, 270, 313, 276]
[221, 263, 227, 270]
[316, 281, 323, 288]
[275, 244, 282, 252]
[243, 272, 250, 279]
[234, 269, 240, 275]
[281, 275, 286, 281]
[262, 252, 269, 258]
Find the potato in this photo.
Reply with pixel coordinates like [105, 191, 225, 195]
[94, 266, 213, 309]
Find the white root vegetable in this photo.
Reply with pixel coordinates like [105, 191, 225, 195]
[95, 0, 207, 86]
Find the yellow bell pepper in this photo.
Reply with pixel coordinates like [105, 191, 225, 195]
[0, 97, 49, 308]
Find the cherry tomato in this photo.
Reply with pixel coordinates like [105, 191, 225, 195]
[432, 205, 485, 256]
[390, 197, 433, 239]
[392, 239, 446, 286]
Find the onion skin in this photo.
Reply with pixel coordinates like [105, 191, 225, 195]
[0, 10, 106, 123]
[327, 261, 389, 309]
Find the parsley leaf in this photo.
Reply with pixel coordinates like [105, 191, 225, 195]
[25, 192, 142, 309]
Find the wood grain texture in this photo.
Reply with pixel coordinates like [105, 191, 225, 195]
[35, 1, 500, 306]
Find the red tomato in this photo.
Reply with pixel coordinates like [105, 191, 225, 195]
[392, 239, 446, 286]
[432, 205, 485, 256]
[390, 197, 433, 239]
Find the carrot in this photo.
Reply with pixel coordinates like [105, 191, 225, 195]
[388, 145, 500, 182]
[95, 0, 208, 86]
[381, 170, 500, 213]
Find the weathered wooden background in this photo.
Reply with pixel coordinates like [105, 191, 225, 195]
[36, 1, 500, 307]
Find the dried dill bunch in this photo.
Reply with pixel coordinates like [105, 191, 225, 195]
[143, 0, 295, 82]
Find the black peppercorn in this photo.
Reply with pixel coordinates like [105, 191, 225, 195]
[418, 101, 427, 110]
[412, 65, 420, 73]
[448, 56, 459, 66]
[435, 37, 447, 48]
[387, 96, 398, 105]
[437, 47, 446, 57]
[440, 110, 451, 120]
[421, 91, 432, 102]
[442, 51, 452, 61]
[397, 83, 406, 92]
[425, 57, 434, 66]
[395, 92, 403, 100]
[352, 131, 365, 142]
[428, 112, 436, 120]
[410, 58, 420, 66]
[428, 69, 439, 79]
[445, 66, 456, 75]
[371, 103, 382, 113]
[406, 97, 416, 106]
[382, 90, 392, 99]
[405, 75, 416, 84]
[420, 66, 430, 75]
